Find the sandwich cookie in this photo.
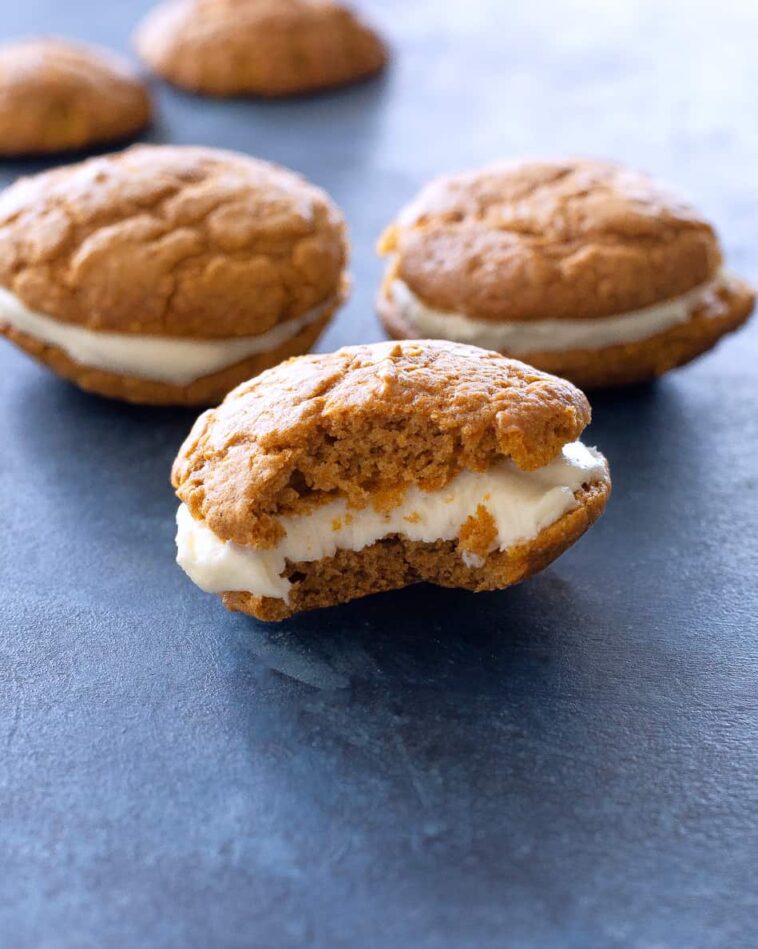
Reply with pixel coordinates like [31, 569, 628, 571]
[0, 37, 151, 156]
[135, 0, 387, 98]
[172, 340, 611, 620]
[377, 159, 755, 388]
[0, 145, 348, 405]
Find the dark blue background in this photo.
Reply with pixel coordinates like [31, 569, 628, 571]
[1, 2, 756, 947]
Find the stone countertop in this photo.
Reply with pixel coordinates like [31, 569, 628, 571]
[1, 2, 756, 946]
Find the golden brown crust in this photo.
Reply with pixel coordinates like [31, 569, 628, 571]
[222, 478, 610, 621]
[378, 273, 755, 389]
[379, 158, 721, 322]
[0, 144, 348, 337]
[135, 0, 387, 97]
[171, 340, 592, 548]
[1, 303, 337, 406]
[0, 38, 151, 156]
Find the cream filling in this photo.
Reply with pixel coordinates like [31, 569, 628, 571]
[389, 270, 728, 354]
[0, 286, 333, 385]
[175, 441, 607, 602]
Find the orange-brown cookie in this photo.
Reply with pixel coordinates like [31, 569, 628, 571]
[172, 339, 611, 620]
[0, 37, 151, 156]
[134, 0, 387, 98]
[0, 144, 349, 405]
[377, 159, 755, 387]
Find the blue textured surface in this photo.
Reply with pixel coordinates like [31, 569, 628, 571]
[1, 2, 757, 947]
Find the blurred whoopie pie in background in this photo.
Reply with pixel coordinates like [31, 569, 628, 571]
[135, 0, 387, 98]
[0, 36, 151, 156]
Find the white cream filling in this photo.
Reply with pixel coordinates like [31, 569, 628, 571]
[0, 286, 333, 385]
[390, 270, 728, 354]
[175, 441, 606, 602]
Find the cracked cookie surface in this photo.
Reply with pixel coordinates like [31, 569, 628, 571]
[0, 38, 151, 156]
[0, 144, 348, 336]
[379, 158, 722, 322]
[135, 0, 387, 97]
[172, 339, 592, 548]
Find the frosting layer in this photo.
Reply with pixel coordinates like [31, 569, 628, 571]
[176, 441, 607, 601]
[0, 286, 332, 385]
[389, 271, 727, 354]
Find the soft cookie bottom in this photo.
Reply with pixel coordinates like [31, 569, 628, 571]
[378, 276, 755, 389]
[220, 481, 609, 622]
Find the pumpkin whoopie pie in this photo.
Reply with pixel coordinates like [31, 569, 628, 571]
[377, 159, 755, 388]
[0, 144, 348, 405]
[135, 0, 387, 98]
[0, 37, 151, 156]
[172, 340, 611, 621]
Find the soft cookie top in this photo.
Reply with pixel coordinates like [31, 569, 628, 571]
[0, 144, 348, 337]
[135, 0, 387, 97]
[172, 339, 592, 548]
[379, 158, 722, 322]
[0, 38, 151, 155]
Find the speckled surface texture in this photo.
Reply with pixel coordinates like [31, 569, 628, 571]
[1, 2, 757, 947]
